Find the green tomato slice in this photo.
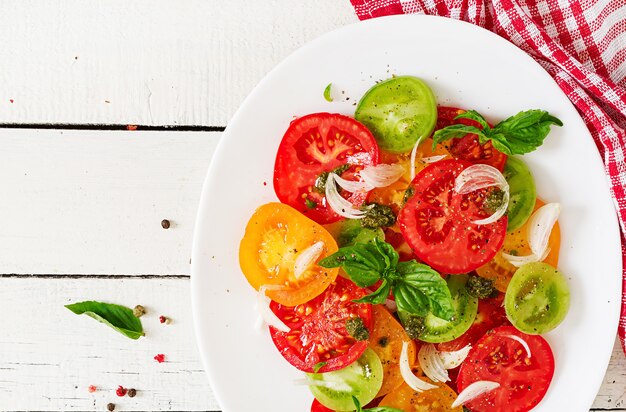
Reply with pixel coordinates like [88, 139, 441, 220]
[398, 275, 478, 343]
[307, 348, 383, 411]
[504, 262, 570, 334]
[503, 156, 536, 232]
[355, 76, 437, 153]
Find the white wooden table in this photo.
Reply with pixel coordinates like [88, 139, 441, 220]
[0, 1, 623, 411]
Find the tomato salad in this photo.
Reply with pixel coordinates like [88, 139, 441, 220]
[238, 76, 569, 412]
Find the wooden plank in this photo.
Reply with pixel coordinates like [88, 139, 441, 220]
[0, 276, 623, 411]
[593, 337, 626, 409]
[0, 129, 218, 275]
[0, 277, 214, 411]
[0, 0, 357, 127]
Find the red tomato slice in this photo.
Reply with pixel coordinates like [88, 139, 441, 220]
[398, 159, 507, 274]
[310, 399, 333, 412]
[274, 113, 380, 224]
[269, 276, 372, 373]
[436, 293, 510, 352]
[457, 326, 555, 412]
[436, 106, 507, 171]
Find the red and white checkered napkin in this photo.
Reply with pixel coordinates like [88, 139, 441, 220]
[349, 0, 626, 353]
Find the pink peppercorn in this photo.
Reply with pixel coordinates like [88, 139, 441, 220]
[115, 385, 127, 397]
[154, 354, 165, 363]
[87, 385, 97, 393]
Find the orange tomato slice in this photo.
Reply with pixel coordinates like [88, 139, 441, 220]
[378, 381, 462, 411]
[368, 305, 416, 398]
[239, 202, 338, 306]
[475, 198, 561, 292]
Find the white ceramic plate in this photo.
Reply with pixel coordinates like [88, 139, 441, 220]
[191, 15, 621, 412]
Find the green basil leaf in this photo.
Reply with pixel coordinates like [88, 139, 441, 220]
[318, 244, 385, 271]
[454, 109, 490, 130]
[342, 261, 382, 287]
[366, 407, 404, 412]
[352, 395, 363, 412]
[353, 279, 391, 305]
[432, 124, 489, 148]
[323, 83, 333, 102]
[393, 282, 429, 317]
[490, 109, 563, 155]
[373, 238, 399, 270]
[65, 301, 144, 340]
[395, 261, 455, 320]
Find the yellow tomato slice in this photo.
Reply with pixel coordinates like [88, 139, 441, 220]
[239, 202, 338, 306]
[368, 305, 416, 398]
[476, 198, 561, 292]
[378, 381, 462, 411]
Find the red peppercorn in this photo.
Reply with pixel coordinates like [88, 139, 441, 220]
[159, 315, 167, 324]
[154, 354, 165, 363]
[116, 385, 128, 397]
[87, 385, 97, 393]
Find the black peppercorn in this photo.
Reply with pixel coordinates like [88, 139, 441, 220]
[161, 219, 171, 229]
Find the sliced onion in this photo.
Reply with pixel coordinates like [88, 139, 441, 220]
[454, 164, 510, 225]
[504, 334, 532, 359]
[409, 134, 427, 181]
[257, 285, 290, 332]
[528, 203, 561, 258]
[418, 344, 449, 383]
[502, 203, 560, 267]
[360, 163, 405, 189]
[325, 173, 367, 219]
[400, 341, 437, 392]
[421, 154, 448, 164]
[333, 173, 371, 193]
[451, 380, 500, 408]
[502, 251, 543, 267]
[293, 241, 325, 279]
[439, 345, 472, 369]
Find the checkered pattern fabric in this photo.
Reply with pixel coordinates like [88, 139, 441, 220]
[350, 0, 626, 354]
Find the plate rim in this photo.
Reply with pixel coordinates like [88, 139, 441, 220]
[191, 13, 622, 412]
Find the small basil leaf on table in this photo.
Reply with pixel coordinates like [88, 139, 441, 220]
[65, 301, 144, 340]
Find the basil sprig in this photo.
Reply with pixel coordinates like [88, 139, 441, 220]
[352, 395, 402, 412]
[318, 238, 454, 321]
[65, 300, 144, 340]
[432, 109, 563, 155]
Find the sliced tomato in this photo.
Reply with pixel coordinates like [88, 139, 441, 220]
[436, 106, 507, 171]
[368, 138, 452, 215]
[274, 113, 380, 224]
[436, 293, 510, 352]
[269, 276, 372, 373]
[475, 199, 561, 292]
[239, 202, 339, 306]
[378, 381, 462, 411]
[398, 159, 507, 274]
[457, 326, 555, 412]
[310, 399, 333, 412]
[368, 305, 416, 398]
